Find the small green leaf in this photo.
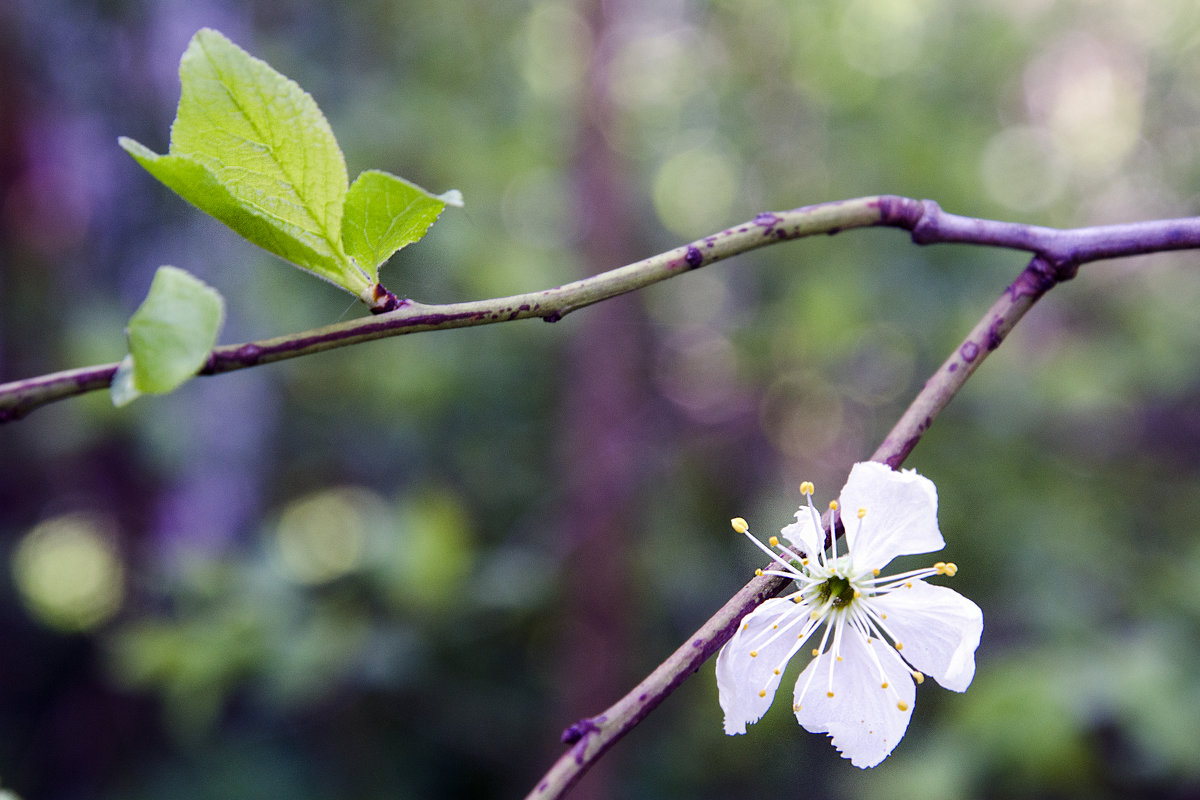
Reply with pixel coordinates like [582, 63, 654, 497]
[342, 170, 454, 278]
[119, 28, 371, 299]
[111, 266, 225, 407]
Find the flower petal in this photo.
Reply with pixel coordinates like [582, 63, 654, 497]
[871, 580, 983, 692]
[840, 462, 944, 569]
[781, 505, 823, 559]
[793, 626, 915, 768]
[716, 597, 813, 735]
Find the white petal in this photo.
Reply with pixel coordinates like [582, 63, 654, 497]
[840, 462, 944, 569]
[870, 581, 983, 692]
[716, 598, 813, 735]
[781, 506, 823, 559]
[793, 626, 915, 768]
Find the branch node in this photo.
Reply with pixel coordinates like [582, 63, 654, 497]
[875, 195, 926, 231]
[561, 716, 602, 745]
[909, 199, 945, 244]
[1030, 253, 1080, 287]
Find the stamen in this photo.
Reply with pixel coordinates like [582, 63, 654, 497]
[828, 500, 839, 560]
[912, 671, 925, 684]
[749, 650, 758, 657]
[800, 481, 814, 496]
[769, 536, 779, 548]
[897, 702, 909, 712]
[795, 620, 836, 704]
[759, 689, 767, 698]
[857, 507, 866, 519]
[734, 521, 808, 578]
[824, 617, 847, 698]
[730, 518, 749, 534]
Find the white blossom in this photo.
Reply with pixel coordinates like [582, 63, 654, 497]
[716, 461, 983, 768]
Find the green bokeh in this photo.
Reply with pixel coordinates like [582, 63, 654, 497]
[2, 1, 1200, 798]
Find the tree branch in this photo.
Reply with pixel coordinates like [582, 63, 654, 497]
[5, 195, 1200, 423]
[521, 249, 1124, 799]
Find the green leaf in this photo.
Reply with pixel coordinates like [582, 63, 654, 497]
[119, 139, 345, 285]
[119, 28, 371, 299]
[342, 170, 455, 278]
[111, 266, 225, 407]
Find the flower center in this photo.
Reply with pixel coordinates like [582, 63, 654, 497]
[817, 574, 854, 609]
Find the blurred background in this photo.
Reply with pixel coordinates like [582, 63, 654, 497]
[3, 0, 1200, 797]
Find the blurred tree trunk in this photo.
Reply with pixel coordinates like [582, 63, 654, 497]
[551, 1, 652, 797]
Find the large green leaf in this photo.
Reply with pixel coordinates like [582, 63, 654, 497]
[120, 27, 462, 310]
[119, 28, 370, 299]
[111, 266, 225, 407]
[342, 170, 459, 276]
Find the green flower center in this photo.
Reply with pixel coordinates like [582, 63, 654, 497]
[818, 574, 854, 609]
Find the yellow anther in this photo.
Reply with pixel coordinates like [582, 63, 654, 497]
[905, 581, 913, 589]
[749, 650, 758, 658]
[793, 703, 802, 712]
[755, 568, 763, 577]
[829, 500, 839, 511]
[881, 613, 888, 620]
[793, 595, 803, 604]
[742, 621, 749, 631]
[769, 536, 779, 547]
[758, 689, 767, 698]
[853, 590, 861, 599]
[826, 691, 835, 698]
[873, 568, 881, 576]
[811, 648, 820, 657]
[938, 562, 958, 576]
[894, 642, 904, 651]
[912, 671, 925, 685]
[730, 517, 749, 534]
[773, 668, 781, 675]
[897, 702, 909, 712]
[771, 624, 778, 630]
[836, 656, 843, 662]
[881, 682, 889, 689]
[800, 481, 814, 496]
[857, 507, 866, 519]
